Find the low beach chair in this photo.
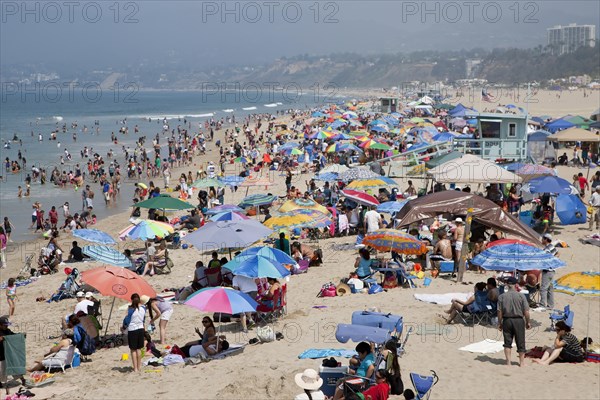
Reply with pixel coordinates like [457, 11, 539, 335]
[549, 305, 573, 329]
[410, 370, 439, 400]
[46, 345, 76, 373]
[256, 288, 282, 323]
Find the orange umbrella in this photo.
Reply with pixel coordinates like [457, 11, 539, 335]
[81, 266, 156, 301]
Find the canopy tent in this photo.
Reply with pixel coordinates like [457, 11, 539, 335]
[548, 127, 600, 142]
[428, 154, 522, 184]
[545, 119, 575, 133]
[395, 191, 541, 244]
[527, 130, 555, 162]
[449, 104, 477, 117]
[424, 151, 465, 169]
[527, 130, 552, 142]
[564, 115, 591, 129]
[591, 108, 600, 121]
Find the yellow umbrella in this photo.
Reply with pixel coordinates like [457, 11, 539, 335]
[278, 199, 329, 215]
[346, 177, 397, 191]
[554, 272, 600, 297]
[407, 164, 429, 176]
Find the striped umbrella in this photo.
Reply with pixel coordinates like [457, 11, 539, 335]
[82, 245, 132, 268]
[209, 211, 250, 222]
[204, 204, 244, 215]
[119, 219, 174, 241]
[346, 177, 398, 191]
[191, 178, 224, 188]
[279, 198, 329, 215]
[239, 194, 277, 207]
[360, 139, 391, 150]
[338, 168, 381, 182]
[72, 229, 116, 245]
[471, 243, 566, 271]
[264, 210, 332, 231]
[341, 189, 380, 207]
[362, 229, 427, 255]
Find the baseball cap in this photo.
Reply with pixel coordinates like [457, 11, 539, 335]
[85, 292, 93, 299]
[76, 291, 85, 298]
[0, 316, 11, 326]
[543, 233, 552, 241]
[506, 277, 518, 285]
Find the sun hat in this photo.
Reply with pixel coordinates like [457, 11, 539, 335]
[454, 217, 463, 223]
[140, 295, 151, 305]
[336, 283, 352, 296]
[294, 369, 323, 391]
[85, 292, 93, 299]
[76, 291, 85, 298]
[543, 233, 552, 241]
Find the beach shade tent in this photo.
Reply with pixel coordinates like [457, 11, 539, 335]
[81, 265, 156, 335]
[72, 229, 116, 245]
[82, 245, 132, 268]
[239, 194, 277, 208]
[471, 243, 566, 271]
[521, 176, 578, 195]
[118, 219, 174, 241]
[135, 194, 195, 211]
[555, 194, 587, 225]
[204, 204, 244, 215]
[341, 189, 380, 207]
[395, 191, 541, 244]
[547, 127, 600, 142]
[264, 210, 332, 231]
[338, 167, 381, 182]
[545, 119, 576, 133]
[183, 220, 273, 252]
[209, 211, 250, 222]
[424, 151, 464, 169]
[222, 248, 293, 279]
[191, 178, 225, 188]
[320, 164, 349, 174]
[428, 154, 522, 185]
[219, 176, 246, 187]
[377, 200, 408, 214]
[564, 115, 591, 129]
[279, 198, 330, 215]
[346, 177, 398, 191]
[591, 108, 600, 121]
[527, 130, 555, 162]
[185, 287, 258, 326]
[362, 229, 428, 255]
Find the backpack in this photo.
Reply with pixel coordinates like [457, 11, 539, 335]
[76, 325, 96, 356]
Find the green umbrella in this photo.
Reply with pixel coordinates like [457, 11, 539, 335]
[435, 103, 454, 110]
[424, 151, 464, 169]
[191, 178, 224, 188]
[134, 194, 195, 210]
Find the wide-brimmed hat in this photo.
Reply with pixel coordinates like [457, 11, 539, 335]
[454, 217, 463, 223]
[294, 369, 323, 390]
[140, 295, 150, 305]
[336, 283, 352, 296]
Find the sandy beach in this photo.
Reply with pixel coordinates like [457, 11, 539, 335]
[1, 89, 599, 400]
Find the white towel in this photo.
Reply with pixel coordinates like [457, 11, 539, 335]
[459, 339, 504, 354]
[338, 214, 349, 232]
[413, 292, 471, 306]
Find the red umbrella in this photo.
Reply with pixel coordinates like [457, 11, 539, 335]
[486, 238, 536, 249]
[341, 189, 380, 207]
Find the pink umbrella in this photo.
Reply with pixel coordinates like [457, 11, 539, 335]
[185, 287, 258, 315]
[341, 189, 380, 207]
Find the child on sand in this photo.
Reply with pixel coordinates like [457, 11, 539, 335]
[6, 278, 17, 316]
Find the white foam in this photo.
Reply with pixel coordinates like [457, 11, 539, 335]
[134, 113, 214, 120]
[264, 103, 278, 108]
[242, 107, 257, 111]
[222, 109, 235, 113]
[52, 116, 64, 121]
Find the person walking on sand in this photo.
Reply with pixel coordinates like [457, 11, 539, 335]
[3, 218, 14, 243]
[5, 278, 16, 316]
[589, 186, 600, 231]
[497, 277, 531, 367]
[0, 228, 7, 269]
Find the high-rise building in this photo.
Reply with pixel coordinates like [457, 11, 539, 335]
[547, 24, 596, 55]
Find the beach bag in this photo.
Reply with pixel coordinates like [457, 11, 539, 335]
[76, 325, 96, 356]
[257, 326, 275, 343]
[292, 260, 309, 275]
[318, 283, 337, 297]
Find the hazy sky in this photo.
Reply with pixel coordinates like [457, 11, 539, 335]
[1, 1, 598, 69]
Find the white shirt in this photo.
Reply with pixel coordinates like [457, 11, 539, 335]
[590, 192, 600, 207]
[232, 275, 258, 294]
[364, 210, 381, 233]
[194, 265, 207, 282]
[74, 299, 94, 315]
[126, 306, 146, 331]
[294, 391, 325, 400]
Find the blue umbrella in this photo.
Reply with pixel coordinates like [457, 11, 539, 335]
[555, 194, 587, 225]
[231, 246, 297, 267]
[279, 142, 300, 151]
[82, 245, 132, 268]
[209, 211, 250, 222]
[204, 204, 244, 215]
[72, 229, 116, 245]
[223, 250, 292, 279]
[522, 176, 577, 195]
[315, 172, 339, 181]
[377, 200, 408, 214]
[370, 125, 389, 133]
[218, 176, 246, 187]
[503, 162, 528, 172]
[472, 243, 566, 271]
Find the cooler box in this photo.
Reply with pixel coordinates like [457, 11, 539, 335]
[439, 261, 454, 274]
[519, 210, 533, 226]
[319, 366, 349, 396]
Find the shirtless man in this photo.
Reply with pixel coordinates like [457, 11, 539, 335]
[453, 218, 465, 265]
[431, 231, 453, 270]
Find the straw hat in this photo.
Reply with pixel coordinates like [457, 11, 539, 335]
[140, 295, 151, 305]
[336, 283, 352, 296]
[294, 369, 323, 391]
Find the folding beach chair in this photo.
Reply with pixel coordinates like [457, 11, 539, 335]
[205, 267, 223, 287]
[549, 305, 573, 329]
[410, 370, 439, 400]
[456, 292, 495, 326]
[256, 288, 282, 323]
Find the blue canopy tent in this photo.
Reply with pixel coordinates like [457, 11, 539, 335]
[449, 103, 478, 118]
[555, 194, 587, 225]
[545, 119, 575, 133]
[527, 130, 555, 162]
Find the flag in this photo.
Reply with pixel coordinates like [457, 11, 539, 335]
[481, 88, 495, 103]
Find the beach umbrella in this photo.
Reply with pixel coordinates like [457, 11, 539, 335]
[341, 189, 380, 207]
[185, 287, 258, 316]
[377, 200, 408, 214]
[450, 118, 467, 127]
[346, 177, 398, 191]
[72, 229, 116, 245]
[555, 194, 587, 225]
[204, 204, 244, 215]
[362, 229, 427, 255]
[239, 194, 277, 208]
[515, 164, 556, 177]
[118, 219, 174, 241]
[135, 194, 195, 211]
[209, 211, 250, 222]
[315, 172, 339, 181]
[264, 210, 332, 231]
[338, 168, 381, 182]
[191, 178, 225, 188]
[279, 198, 329, 215]
[234, 156, 249, 164]
[320, 164, 349, 174]
[279, 142, 300, 151]
[136, 183, 148, 189]
[370, 125, 389, 133]
[407, 164, 429, 176]
[183, 220, 273, 252]
[284, 148, 304, 156]
[222, 248, 292, 279]
[471, 243, 566, 271]
[81, 265, 157, 335]
[82, 245, 132, 268]
[554, 271, 600, 343]
[521, 176, 578, 195]
[485, 238, 536, 248]
[218, 176, 246, 187]
[343, 111, 358, 119]
[310, 130, 335, 140]
[230, 246, 297, 268]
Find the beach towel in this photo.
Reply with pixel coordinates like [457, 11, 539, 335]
[3, 333, 26, 376]
[458, 339, 504, 354]
[414, 293, 471, 306]
[338, 214, 349, 232]
[0, 278, 38, 290]
[415, 325, 456, 336]
[298, 349, 358, 359]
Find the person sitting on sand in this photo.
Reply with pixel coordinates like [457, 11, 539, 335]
[141, 241, 167, 276]
[430, 230, 452, 270]
[533, 321, 585, 365]
[333, 341, 375, 400]
[178, 318, 229, 358]
[441, 282, 488, 324]
[291, 242, 323, 266]
[27, 329, 74, 372]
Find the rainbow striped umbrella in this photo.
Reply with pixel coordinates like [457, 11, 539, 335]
[310, 130, 335, 140]
[118, 219, 174, 241]
[341, 189, 380, 207]
[346, 177, 398, 190]
[360, 139, 391, 150]
[362, 229, 427, 255]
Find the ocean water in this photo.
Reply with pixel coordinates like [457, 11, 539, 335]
[0, 90, 333, 243]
